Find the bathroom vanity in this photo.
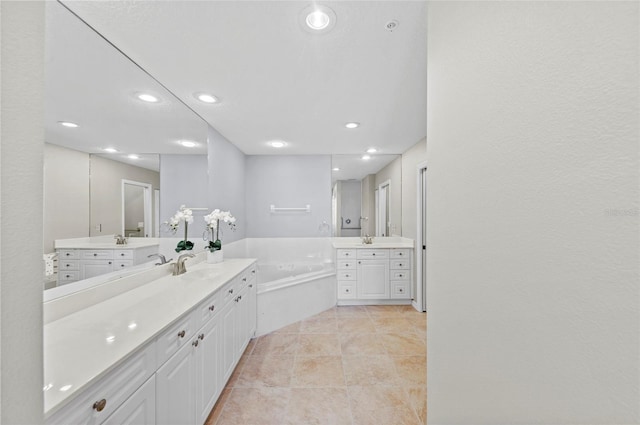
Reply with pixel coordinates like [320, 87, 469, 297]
[333, 238, 414, 305]
[44, 257, 257, 425]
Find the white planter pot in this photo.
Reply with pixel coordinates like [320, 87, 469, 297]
[207, 249, 223, 264]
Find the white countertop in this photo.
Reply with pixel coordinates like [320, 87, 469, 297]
[54, 241, 159, 250]
[43, 258, 256, 418]
[332, 241, 415, 249]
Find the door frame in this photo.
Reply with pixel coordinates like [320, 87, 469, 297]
[414, 161, 428, 312]
[121, 179, 152, 237]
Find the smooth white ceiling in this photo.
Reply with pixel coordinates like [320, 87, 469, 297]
[61, 1, 427, 156]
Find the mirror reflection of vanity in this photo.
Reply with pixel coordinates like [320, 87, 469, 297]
[43, 2, 207, 289]
[331, 154, 402, 238]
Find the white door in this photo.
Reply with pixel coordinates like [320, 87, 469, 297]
[357, 259, 390, 299]
[103, 376, 156, 425]
[195, 317, 221, 424]
[156, 341, 195, 425]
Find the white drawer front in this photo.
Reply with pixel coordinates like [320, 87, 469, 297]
[195, 291, 222, 329]
[46, 343, 156, 425]
[248, 265, 257, 282]
[391, 282, 411, 299]
[238, 271, 250, 290]
[337, 283, 356, 299]
[113, 260, 133, 270]
[58, 271, 80, 282]
[337, 260, 356, 270]
[390, 249, 411, 259]
[390, 259, 410, 270]
[391, 271, 410, 281]
[114, 250, 134, 260]
[222, 279, 238, 304]
[59, 260, 79, 271]
[81, 250, 114, 260]
[337, 270, 356, 281]
[336, 249, 356, 259]
[357, 249, 388, 259]
[155, 312, 196, 367]
[58, 250, 79, 260]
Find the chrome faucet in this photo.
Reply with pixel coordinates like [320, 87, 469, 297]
[148, 253, 171, 265]
[172, 253, 195, 276]
[114, 234, 128, 245]
[362, 234, 373, 244]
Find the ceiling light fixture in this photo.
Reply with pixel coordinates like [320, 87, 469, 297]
[269, 141, 287, 148]
[332, 167, 340, 171]
[300, 5, 336, 34]
[136, 93, 159, 103]
[345, 122, 359, 129]
[103, 147, 119, 153]
[362, 155, 371, 160]
[306, 10, 330, 30]
[179, 140, 197, 148]
[127, 154, 140, 160]
[195, 93, 218, 104]
[58, 121, 78, 128]
[366, 148, 377, 154]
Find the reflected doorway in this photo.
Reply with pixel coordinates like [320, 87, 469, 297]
[122, 179, 152, 237]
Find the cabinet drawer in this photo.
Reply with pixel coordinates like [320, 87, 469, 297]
[238, 271, 250, 290]
[113, 260, 133, 270]
[81, 250, 114, 260]
[58, 250, 79, 260]
[156, 312, 197, 367]
[391, 282, 411, 299]
[248, 265, 257, 282]
[46, 343, 156, 425]
[391, 271, 410, 281]
[337, 260, 356, 270]
[357, 249, 388, 259]
[337, 270, 356, 281]
[390, 259, 410, 270]
[58, 271, 80, 282]
[195, 290, 222, 329]
[114, 250, 133, 260]
[336, 249, 356, 259]
[222, 279, 238, 304]
[337, 282, 356, 299]
[59, 260, 79, 271]
[390, 249, 411, 259]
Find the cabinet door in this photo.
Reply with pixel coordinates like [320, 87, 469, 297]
[156, 340, 196, 425]
[247, 281, 257, 338]
[195, 316, 221, 425]
[102, 376, 155, 425]
[220, 301, 236, 384]
[356, 259, 390, 299]
[81, 260, 113, 280]
[235, 286, 249, 357]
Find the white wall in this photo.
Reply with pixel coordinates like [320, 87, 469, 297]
[0, 1, 45, 422]
[245, 155, 332, 237]
[401, 138, 426, 244]
[159, 154, 208, 238]
[426, 2, 639, 424]
[207, 125, 246, 243]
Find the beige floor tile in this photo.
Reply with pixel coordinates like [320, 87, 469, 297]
[226, 354, 250, 388]
[365, 305, 405, 317]
[335, 305, 369, 318]
[273, 321, 302, 334]
[338, 317, 376, 333]
[216, 387, 291, 425]
[292, 356, 346, 387]
[392, 356, 426, 386]
[235, 355, 294, 388]
[380, 333, 426, 356]
[340, 332, 388, 355]
[282, 388, 352, 425]
[348, 385, 422, 425]
[405, 386, 427, 425]
[311, 307, 337, 319]
[298, 333, 341, 356]
[244, 338, 257, 354]
[252, 333, 299, 356]
[205, 387, 231, 425]
[343, 355, 398, 386]
[371, 316, 413, 333]
[300, 317, 338, 333]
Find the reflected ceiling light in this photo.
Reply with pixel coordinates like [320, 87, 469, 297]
[362, 155, 371, 160]
[195, 93, 218, 104]
[332, 167, 340, 171]
[103, 147, 118, 153]
[59, 385, 72, 392]
[366, 148, 377, 154]
[58, 121, 78, 128]
[128, 323, 137, 330]
[136, 93, 159, 103]
[105, 336, 116, 343]
[179, 140, 197, 148]
[43, 383, 54, 392]
[268, 140, 287, 148]
[127, 154, 140, 160]
[345, 122, 359, 129]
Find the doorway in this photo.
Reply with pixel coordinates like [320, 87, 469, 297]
[415, 162, 427, 312]
[377, 180, 390, 236]
[121, 179, 152, 237]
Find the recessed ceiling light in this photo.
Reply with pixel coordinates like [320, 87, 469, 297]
[58, 121, 78, 128]
[127, 154, 140, 160]
[332, 167, 340, 171]
[136, 93, 159, 103]
[362, 155, 371, 160]
[179, 140, 197, 148]
[195, 93, 218, 104]
[103, 147, 118, 153]
[366, 148, 377, 154]
[345, 122, 359, 129]
[306, 10, 330, 30]
[300, 5, 336, 34]
[269, 140, 287, 148]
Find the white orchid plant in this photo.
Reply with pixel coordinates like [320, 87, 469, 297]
[165, 205, 194, 252]
[203, 209, 236, 252]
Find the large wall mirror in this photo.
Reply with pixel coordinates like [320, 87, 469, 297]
[331, 154, 402, 238]
[43, 2, 208, 289]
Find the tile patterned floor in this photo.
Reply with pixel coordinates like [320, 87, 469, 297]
[206, 305, 427, 425]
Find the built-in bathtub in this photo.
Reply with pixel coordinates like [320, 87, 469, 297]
[224, 238, 337, 335]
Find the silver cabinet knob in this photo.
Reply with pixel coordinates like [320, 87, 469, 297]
[192, 340, 199, 347]
[178, 330, 186, 338]
[93, 399, 107, 412]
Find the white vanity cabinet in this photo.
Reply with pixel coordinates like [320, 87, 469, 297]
[336, 247, 413, 304]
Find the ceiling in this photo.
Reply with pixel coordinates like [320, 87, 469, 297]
[59, 1, 427, 157]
